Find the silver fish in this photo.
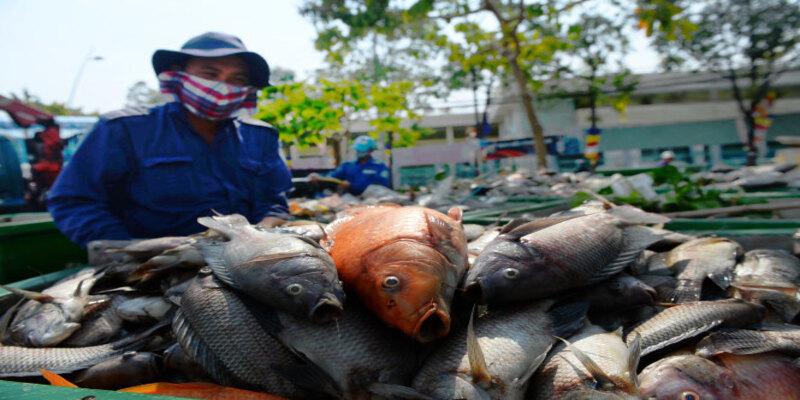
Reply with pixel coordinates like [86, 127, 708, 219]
[625, 299, 766, 357]
[665, 238, 742, 303]
[0, 321, 166, 377]
[108, 236, 197, 261]
[62, 293, 127, 347]
[116, 296, 172, 323]
[173, 273, 311, 398]
[465, 206, 669, 304]
[529, 324, 641, 400]
[198, 213, 344, 323]
[695, 325, 800, 357]
[732, 249, 800, 322]
[410, 300, 586, 400]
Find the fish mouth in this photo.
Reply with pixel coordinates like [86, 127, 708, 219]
[643, 285, 659, 304]
[463, 280, 488, 305]
[414, 304, 450, 343]
[309, 294, 344, 324]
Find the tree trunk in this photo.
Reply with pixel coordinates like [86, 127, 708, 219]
[508, 59, 548, 170]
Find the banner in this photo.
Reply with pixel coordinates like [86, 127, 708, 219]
[584, 127, 602, 164]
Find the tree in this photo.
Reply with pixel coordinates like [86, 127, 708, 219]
[255, 78, 429, 166]
[648, 0, 800, 165]
[9, 89, 97, 116]
[303, 0, 581, 170]
[125, 81, 164, 107]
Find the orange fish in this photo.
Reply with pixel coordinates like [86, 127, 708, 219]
[322, 204, 468, 342]
[39, 369, 78, 387]
[119, 382, 288, 400]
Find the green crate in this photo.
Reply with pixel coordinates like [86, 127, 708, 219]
[0, 213, 87, 284]
[0, 381, 191, 399]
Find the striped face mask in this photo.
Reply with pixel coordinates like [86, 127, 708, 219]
[158, 71, 257, 120]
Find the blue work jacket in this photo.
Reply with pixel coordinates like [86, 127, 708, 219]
[47, 102, 293, 248]
[327, 157, 391, 195]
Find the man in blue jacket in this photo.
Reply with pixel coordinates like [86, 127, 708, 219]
[48, 32, 293, 248]
[309, 135, 391, 195]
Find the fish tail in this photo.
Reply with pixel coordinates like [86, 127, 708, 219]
[197, 213, 251, 238]
[39, 369, 78, 388]
[607, 205, 670, 225]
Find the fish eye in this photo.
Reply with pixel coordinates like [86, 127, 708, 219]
[682, 391, 700, 400]
[382, 276, 400, 288]
[286, 283, 303, 295]
[503, 268, 520, 279]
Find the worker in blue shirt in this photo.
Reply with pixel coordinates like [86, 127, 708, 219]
[308, 136, 391, 195]
[47, 32, 293, 248]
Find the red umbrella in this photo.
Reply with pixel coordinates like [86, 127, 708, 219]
[0, 94, 54, 128]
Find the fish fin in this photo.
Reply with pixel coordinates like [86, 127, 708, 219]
[197, 243, 240, 290]
[467, 307, 492, 387]
[626, 333, 642, 386]
[272, 363, 340, 398]
[0, 285, 55, 303]
[606, 205, 670, 225]
[448, 206, 463, 223]
[707, 270, 736, 291]
[586, 226, 669, 286]
[549, 301, 590, 338]
[196, 213, 250, 238]
[695, 329, 783, 357]
[513, 342, 553, 391]
[0, 298, 24, 341]
[504, 215, 583, 239]
[554, 335, 617, 391]
[171, 309, 233, 385]
[367, 383, 436, 400]
[667, 280, 702, 303]
[499, 218, 529, 234]
[637, 319, 725, 357]
[39, 369, 78, 387]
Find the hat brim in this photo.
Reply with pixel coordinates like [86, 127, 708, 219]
[152, 49, 271, 88]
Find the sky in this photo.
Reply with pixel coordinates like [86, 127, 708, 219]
[0, 0, 661, 115]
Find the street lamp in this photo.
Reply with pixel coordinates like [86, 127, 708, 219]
[67, 49, 103, 109]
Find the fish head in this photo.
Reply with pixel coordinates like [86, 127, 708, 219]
[638, 355, 735, 400]
[588, 274, 658, 311]
[463, 239, 549, 304]
[248, 254, 345, 324]
[357, 246, 456, 343]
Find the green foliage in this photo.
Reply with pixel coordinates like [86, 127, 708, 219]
[8, 89, 98, 116]
[255, 79, 430, 149]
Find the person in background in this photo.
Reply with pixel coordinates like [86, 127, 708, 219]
[659, 150, 676, 167]
[48, 32, 293, 248]
[308, 135, 390, 195]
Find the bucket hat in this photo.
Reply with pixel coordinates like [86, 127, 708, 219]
[152, 32, 271, 88]
[352, 136, 377, 152]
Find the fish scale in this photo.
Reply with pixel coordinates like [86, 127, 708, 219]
[175, 274, 307, 398]
[625, 298, 766, 357]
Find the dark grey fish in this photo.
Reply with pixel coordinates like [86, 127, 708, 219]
[625, 298, 766, 357]
[665, 238, 742, 303]
[86, 239, 138, 266]
[162, 342, 212, 382]
[581, 273, 658, 313]
[529, 324, 641, 400]
[465, 206, 669, 304]
[198, 213, 344, 323]
[173, 273, 311, 398]
[695, 326, 800, 357]
[267, 298, 422, 399]
[108, 236, 197, 261]
[74, 351, 162, 389]
[128, 243, 206, 284]
[0, 320, 166, 377]
[410, 300, 587, 400]
[62, 293, 127, 347]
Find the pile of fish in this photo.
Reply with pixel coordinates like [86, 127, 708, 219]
[1, 201, 799, 399]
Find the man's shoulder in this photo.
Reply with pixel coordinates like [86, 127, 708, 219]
[100, 104, 162, 122]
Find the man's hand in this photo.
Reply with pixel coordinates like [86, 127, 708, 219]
[340, 180, 350, 191]
[307, 173, 321, 182]
[257, 216, 286, 228]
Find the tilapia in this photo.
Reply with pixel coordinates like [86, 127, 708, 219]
[639, 352, 800, 400]
[625, 299, 766, 357]
[162, 342, 212, 382]
[0, 320, 166, 377]
[128, 243, 206, 284]
[581, 273, 658, 313]
[74, 351, 162, 389]
[529, 324, 641, 400]
[172, 273, 311, 398]
[86, 239, 138, 266]
[665, 238, 742, 303]
[197, 213, 344, 324]
[732, 249, 800, 322]
[465, 206, 669, 304]
[62, 292, 126, 347]
[696, 325, 800, 357]
[410, 300, 587, 400]
[266, 300, 422, 399]
[322, 204, 468, 342]
[116, 296, 173, 323]
[108, 236, 197, 261]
